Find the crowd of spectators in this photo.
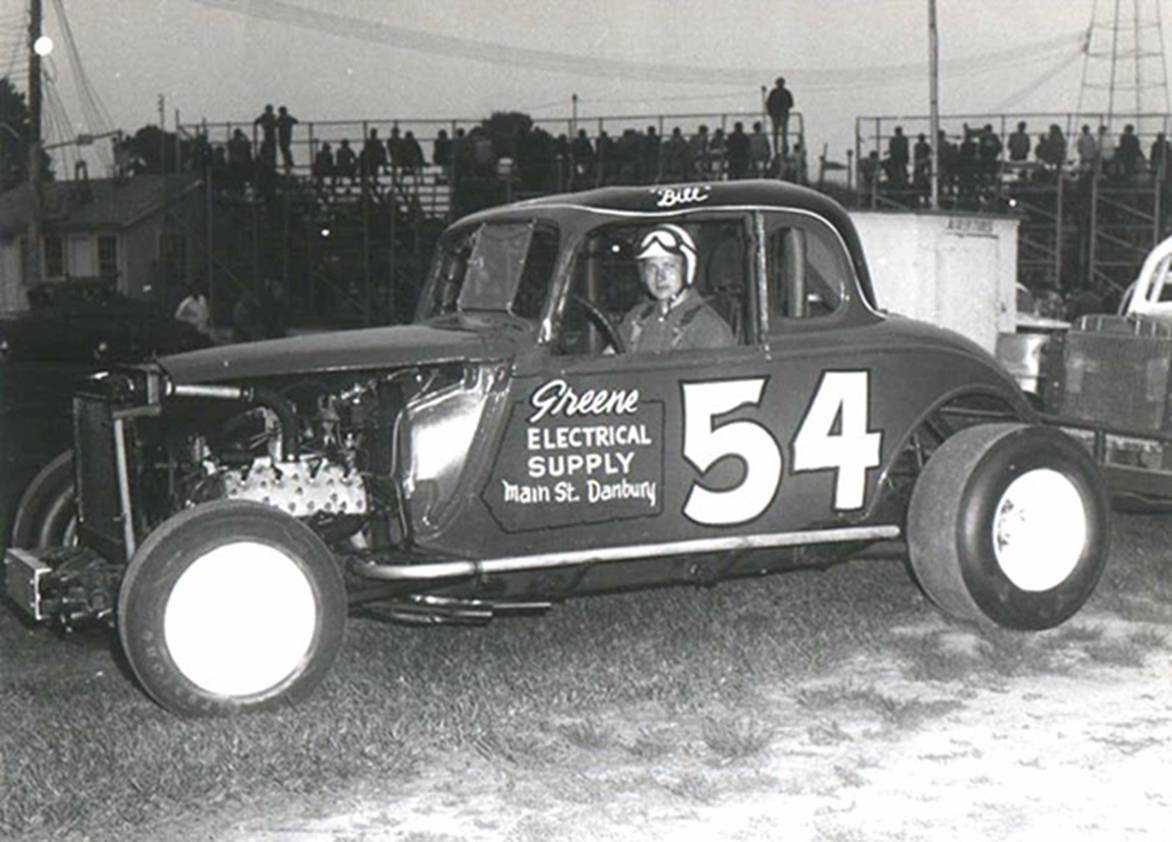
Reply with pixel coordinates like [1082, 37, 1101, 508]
[861, 119, 1172, 209]
[191, 101, 809, 209]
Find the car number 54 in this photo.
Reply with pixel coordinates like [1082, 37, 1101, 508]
[681, 372, 882, 525]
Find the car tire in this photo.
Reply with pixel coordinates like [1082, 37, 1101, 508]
[907, 423, 1110, 630]
[11, 450, 77, 548]
[117, 500, 347, 717]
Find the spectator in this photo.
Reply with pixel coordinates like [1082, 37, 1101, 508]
[472, 128, 496, 177]
[232, 292, 264, 343]
[887, 126, 909, 187]
[572, 129, 596, 187]
[662, 127, 690, 181]
[334, 138, 357, 186]
[386, 124, 405, 181]
[175, 281, 211, 337]
[253, 103, 278, 170]
[433, 128, 452, 181]
[782, 142, 807, 183]
[1151, 132, 1171, 181]
[1098, 125, 1116, 177]
[312, 142, 333, 189]
[1118, 124, 1143, 178]
[765, 76, 795, 155]
[617, 128, 641, 183]
[227, 128, 253, 193]
[726, 121, 750, 180]
[749, 121, 771, 177]
[689, 125, 711, 178]
[913, 132, 931, 200]
[640, 126, 661, 183]
[596, 130, 617, 184]
[1076, 124, 1097, 172]
[957, 125, 979, 202]
[361, 127, 387, 186]
[937, 129, 957, 197]
[709, 128, 727, 179]
[859, 150, 880, 198]
[977, 124, 1002, 186]
[276, 105, 299, 170]
[451, 128, 468, 182]
[1039, 124, 1067, 171]
[401, 130, 425, 186]
[554, 133, 571, 185]
[1007, 121, 1030, 162]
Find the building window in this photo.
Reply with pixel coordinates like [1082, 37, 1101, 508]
[43, 233, 64, 279]
[98, 235, 118, 280]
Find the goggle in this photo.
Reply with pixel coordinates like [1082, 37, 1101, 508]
[635, 227, 696, 262]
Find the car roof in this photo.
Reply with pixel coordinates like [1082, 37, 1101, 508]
[456, 179, 878, 309]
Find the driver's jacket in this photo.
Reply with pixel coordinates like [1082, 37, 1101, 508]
[618, 287, 734, 353]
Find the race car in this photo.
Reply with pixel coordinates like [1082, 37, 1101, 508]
[3, 181, 1110, 716]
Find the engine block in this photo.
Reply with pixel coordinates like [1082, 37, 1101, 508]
[222, 456, 367, 517]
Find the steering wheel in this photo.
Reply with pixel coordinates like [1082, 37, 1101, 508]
[570, 294, 626, 354]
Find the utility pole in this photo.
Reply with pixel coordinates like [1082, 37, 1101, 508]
[928, 0, 940, 210]
[26, 0, 43, 289]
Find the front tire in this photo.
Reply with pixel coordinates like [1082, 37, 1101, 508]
[907, 423, 1110, 630]
[117, 500, 347, 716]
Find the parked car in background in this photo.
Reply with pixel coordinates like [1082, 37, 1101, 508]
[1, 280, 210, 548]
[5, 182, 1110, 716]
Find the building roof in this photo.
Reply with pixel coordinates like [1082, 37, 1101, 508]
[0, 174, 203, 238]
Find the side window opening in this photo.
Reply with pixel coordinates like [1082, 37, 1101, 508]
[558, 217, 751, 356]
[767, 221, 848, 324]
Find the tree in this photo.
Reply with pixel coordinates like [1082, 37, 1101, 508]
[0, 76, 54, 191]
[481, 111, 533, 162]
[125, 124, 208, 175]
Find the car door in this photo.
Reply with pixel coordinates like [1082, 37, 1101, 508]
[475, 209, 893, 557]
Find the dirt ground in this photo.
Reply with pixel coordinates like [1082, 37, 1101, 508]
[213, 609, 1172, 842]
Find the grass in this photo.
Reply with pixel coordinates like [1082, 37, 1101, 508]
[1, 511, 1170, 840]
[700, 713, 776, 763]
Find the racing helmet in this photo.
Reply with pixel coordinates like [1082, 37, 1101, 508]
[634, 224, 698, 287]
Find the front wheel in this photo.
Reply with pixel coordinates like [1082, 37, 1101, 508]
[117, 500, 347, 716]
[907, 423, 1110, 630]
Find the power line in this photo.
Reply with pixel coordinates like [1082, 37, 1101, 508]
[191, 0, 1085, 89]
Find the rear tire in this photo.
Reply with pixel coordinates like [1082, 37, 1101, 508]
[11, 450, 77, 548]
[907, 423, 1109, 630]
[117, 500, 347, 716]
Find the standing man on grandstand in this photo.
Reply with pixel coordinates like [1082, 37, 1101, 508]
[766, 77, 795, 156]
[276, 106, 299, 171]
[253, 104, 278, 170]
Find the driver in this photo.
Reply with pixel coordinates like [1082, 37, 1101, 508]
[618, 224, 734, 352]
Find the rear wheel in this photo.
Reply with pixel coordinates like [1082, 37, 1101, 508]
[11, 450, 77, 548]
[908, 423, 1110, 630]
[117, 500, 347, 716]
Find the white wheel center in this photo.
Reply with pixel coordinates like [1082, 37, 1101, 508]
[164, 541, 318, 698]
[992, 468, 1087, 592]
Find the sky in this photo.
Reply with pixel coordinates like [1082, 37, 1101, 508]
[9, 0, 1172, 175]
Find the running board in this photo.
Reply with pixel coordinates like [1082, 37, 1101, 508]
[351, 525, 902, 583]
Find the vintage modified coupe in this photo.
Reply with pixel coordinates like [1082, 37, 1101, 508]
[4, 181, 1110, 716]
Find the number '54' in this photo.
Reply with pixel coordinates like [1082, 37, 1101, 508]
[681, 372, 882, 526]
